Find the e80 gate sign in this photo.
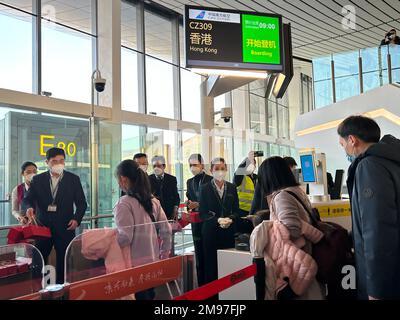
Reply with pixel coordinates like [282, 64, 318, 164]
[40, 135, 77, 157]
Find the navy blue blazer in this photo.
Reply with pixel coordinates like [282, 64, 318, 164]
[23, 170, 88, 230]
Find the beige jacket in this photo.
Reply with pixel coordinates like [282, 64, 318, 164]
[250, 186, 324, 299]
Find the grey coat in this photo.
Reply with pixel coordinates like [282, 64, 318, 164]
[347, 135, 400, 300]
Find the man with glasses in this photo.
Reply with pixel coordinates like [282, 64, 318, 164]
[24, 147, 87, 284]
[148, 155, 180, 220]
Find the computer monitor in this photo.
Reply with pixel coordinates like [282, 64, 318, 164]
[330, 170, 345, 200]
[300, 154, 317, 183]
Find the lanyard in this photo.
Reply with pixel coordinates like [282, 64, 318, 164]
[50, 174, 63, 203]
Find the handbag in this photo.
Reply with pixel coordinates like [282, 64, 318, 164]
[7, 227, 25, 244]
[22, 216, 51, 241]
[285, 191, 353, 285]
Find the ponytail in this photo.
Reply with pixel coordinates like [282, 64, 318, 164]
[116, 160, 154, 216]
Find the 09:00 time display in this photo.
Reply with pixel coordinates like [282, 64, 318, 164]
[258, 23, 276, 29]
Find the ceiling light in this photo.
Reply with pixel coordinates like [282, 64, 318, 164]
[190, 68, 270, 79]
[296, 108, 400, 137]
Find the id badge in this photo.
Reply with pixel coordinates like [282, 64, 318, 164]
[47, 205, 57, 213]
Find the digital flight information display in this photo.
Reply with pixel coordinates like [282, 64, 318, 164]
[185, 6, 284, 72]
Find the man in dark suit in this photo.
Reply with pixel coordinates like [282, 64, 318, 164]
[148, 155, 180, 220]
[24, 148, 87, 284]
[134, 153, 149, 173]
[186, 154, 213, 287]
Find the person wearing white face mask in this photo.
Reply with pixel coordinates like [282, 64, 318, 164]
[148, 155, 180, 220]
[234, 151, 259, 233]
[185, 154, 213, 287]
[24, 147, 87, 284]
[11, 161, 38, 224]
[133, 153, 149, 174]
[199, 158, 240, 293]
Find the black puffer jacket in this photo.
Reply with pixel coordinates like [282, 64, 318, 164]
[347, 135, 400, 300]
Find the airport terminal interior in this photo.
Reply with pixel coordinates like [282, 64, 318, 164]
[0, 0, 400, 302]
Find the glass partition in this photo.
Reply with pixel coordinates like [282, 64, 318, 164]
[64, 210, 219, 300]
[64, 221, 186, 300]
[0, 243, 44, 300]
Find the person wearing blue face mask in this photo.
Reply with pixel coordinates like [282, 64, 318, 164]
[338, 116, 400, 301]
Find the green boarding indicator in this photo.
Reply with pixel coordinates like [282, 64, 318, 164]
[242, 14, 281, 65]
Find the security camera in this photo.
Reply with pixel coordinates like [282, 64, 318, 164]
[94, 77, 106, 93]
[221, 107, 233, 123]
[92, 70, 107, 93]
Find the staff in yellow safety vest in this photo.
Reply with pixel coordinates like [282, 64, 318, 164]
[234, 152, 258, 233]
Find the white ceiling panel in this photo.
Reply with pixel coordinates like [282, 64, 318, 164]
[150, 0, 400, 60]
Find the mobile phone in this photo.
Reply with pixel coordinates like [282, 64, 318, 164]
[254, 151, 264, 158]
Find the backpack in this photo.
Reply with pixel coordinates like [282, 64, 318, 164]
[286, 191, 353, 286]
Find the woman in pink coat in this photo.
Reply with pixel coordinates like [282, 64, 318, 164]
[257, 156, 325, 300]
[114, 159, 172, 300]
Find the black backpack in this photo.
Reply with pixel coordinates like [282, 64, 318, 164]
[286, 191, 354, 287]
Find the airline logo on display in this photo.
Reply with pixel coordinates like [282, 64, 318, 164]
[189, 9, 240, 23]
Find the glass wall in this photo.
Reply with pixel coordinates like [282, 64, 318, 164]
[313, 56, 333, 108]
[41, 0, 95, 103]
[145, 9, 172, 62]
[145, 10, 175, 119]
[0, 0, 95, 101]
[121, 48, 139, 112]
[146, 56, 175, 118]
[249, 80, 267, 135]
[334, 51, 360, 102]
[390, 45, 400, 83]
[0, 108, 90, 226]
[361, 46, 385, 92]
[301, 73, 314, 114]
[267, 98, 278, 137]
[41, 22, 94, 103]
[121, 0, 139, 112]
[313, 44, 400, 109]
[0, 3, 33, 93]
[181, 69, 202, 123]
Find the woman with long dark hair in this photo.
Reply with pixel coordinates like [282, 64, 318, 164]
[257, 156, 325, 300]
[114, 159, 172, 300]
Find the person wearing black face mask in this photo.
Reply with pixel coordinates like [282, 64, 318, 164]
[338, 116, 400, 300]
[381, 29, 400, 46]
[185, 154, 212, 287]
